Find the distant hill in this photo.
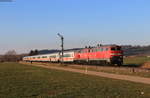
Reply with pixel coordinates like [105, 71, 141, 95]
[122, 45, 150, 56]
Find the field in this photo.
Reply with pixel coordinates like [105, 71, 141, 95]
[124, 56, 150, 66]
[0, 62, 150, 98]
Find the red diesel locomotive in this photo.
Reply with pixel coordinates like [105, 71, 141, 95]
[74, 45, 123, 65]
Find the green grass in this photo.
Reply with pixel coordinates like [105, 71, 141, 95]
[66, 65, 150, 78]
[0, 62, 150, 98]
[124, 56, 150, 66]
[26, 62, 150, 78]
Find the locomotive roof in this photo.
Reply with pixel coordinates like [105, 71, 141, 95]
[99, 44, 120, 47]
[83, 45, 120, 49]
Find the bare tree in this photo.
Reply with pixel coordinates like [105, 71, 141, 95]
[3, 50, 18, 62]
[0, 50, 28, 62]
[5, 50, 17, 55]
[29, 49, 39, 56]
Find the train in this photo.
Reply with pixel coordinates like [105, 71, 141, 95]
[23, 45, 123, 65]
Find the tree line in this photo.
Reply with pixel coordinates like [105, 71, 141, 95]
[0, 49, 39, 62]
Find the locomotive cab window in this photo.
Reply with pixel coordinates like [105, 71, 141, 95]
[117, 47, 121, 50]
[111, 47, 121, 51]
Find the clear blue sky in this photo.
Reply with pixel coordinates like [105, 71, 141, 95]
[0, 0, 150, 54]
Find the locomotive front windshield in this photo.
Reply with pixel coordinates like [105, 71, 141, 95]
[111, 47, 121, 51]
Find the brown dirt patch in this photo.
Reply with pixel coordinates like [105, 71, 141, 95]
[141, 62, 150, 69]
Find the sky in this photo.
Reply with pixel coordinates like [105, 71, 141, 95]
[0, 0, 150, 54]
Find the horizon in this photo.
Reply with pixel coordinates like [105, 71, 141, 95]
[1, 44, 150, 55]
[1, 0, 150, 54]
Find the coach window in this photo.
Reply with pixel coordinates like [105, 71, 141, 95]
[85, 50, 87, 53]
[63, 54, 66, 57]
[93, 49, 95, 52]
[92, 49, 95, 52]
[104, 48, 107, 51]
[96, 48, 99, 52]
[42, 56, 47, 58]
[68, 54, 71, 57]
[83, 50, 85, 53]
[102, 48, 105, 51]
[90, 49, 92, 52]
[86, 50, 88, 53]
[64, 54, 71, 57]
[103, 48, 106, 51]
[50, 55, 56, 58]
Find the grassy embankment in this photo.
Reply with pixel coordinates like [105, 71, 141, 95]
[124, 56, 150, 66]
[22, 56, 150, 78]
[0, 62, 150, 98]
